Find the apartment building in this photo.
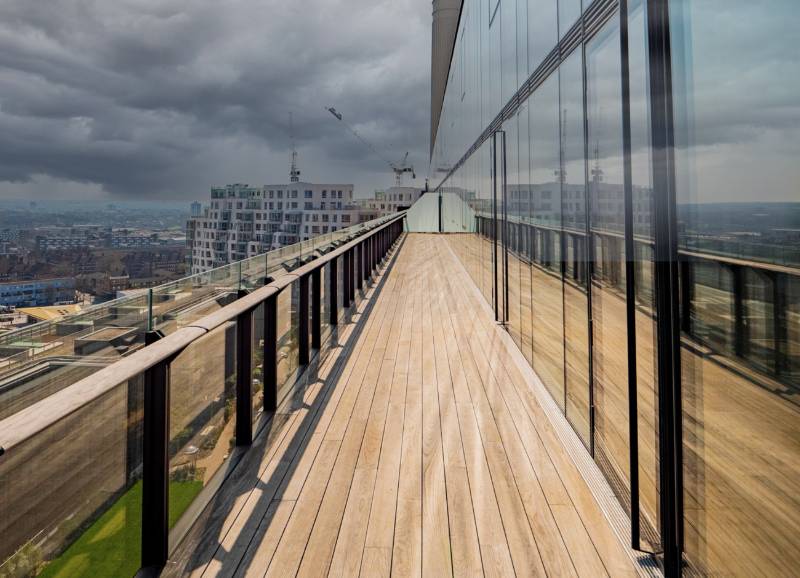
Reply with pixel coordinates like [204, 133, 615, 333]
[356, 186, 423, 215]
[187, 182, 371, 274]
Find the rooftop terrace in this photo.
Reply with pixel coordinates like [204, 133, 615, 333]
[164, 233, 649, 577]
[0, 215, 654, 577]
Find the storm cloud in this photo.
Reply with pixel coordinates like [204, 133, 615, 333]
[0, 0, 431, 199]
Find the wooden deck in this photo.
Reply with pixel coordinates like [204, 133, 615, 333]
[166, 233, 643, 578]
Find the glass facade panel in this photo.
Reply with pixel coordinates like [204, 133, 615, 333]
[671, 0, 800, 574]
[587, 11, 630, 505]
[558, 0, 582, 39]
[506, 118, 521, 346]
[518, 101, 534, 368]
[431, 0, 800, 574]
[559, 47, 591, 447]
[529, 73, 565, 410]
[529, 0, 558, 74]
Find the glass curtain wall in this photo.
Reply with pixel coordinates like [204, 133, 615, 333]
[432, 0, 799, 574]
[670, 0, 800, 575]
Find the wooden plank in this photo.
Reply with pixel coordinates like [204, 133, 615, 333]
[325, 277, 409, 578]
[436, 237, 636, 578]
[266, 268, 403, 578]
[361, 265, 412, 577]
[420, 270, 453, 578]
[427, 261, 482, 578]
[392, 260, 423, 578]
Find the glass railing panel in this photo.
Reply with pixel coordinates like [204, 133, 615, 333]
[0, 376, 144, 578]
[320, 262, 333, 353]
[239, 254, 267, 293]
[150, 263, 240, 333]
[0, 295, 149, 419]
[251, 303, 265, 428]
[168, 324, 237, 546]
[0, 215, 402, 426]
[276, 283, 300, 404]
[336, 255, 345, 318]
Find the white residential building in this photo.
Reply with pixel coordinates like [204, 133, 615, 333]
[357, 186, 423, 215]
[187, 182, 372, 274]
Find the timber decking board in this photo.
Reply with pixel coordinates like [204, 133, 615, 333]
[166, 234, 643, 578]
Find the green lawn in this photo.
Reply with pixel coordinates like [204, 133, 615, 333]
[37, 480, 203, 578]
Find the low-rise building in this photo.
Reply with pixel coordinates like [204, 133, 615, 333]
[0, 278, 77, 308]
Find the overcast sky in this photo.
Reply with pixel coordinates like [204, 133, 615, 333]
[0, 0, 431, 201]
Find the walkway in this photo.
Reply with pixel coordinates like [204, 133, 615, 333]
[166, 233, 642, 578]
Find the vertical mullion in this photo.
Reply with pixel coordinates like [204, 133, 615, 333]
[620, 0, 642, 551]
[646, 0, 684, 573]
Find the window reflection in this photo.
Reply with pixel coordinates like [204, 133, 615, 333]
[587, 14, 631, 502]
[558, 0, 582, 39]
[559, 47, 591, 447]
[672, 0, 800, 574]
[529, 74, 565, 410]
[432, 0, 800, 574]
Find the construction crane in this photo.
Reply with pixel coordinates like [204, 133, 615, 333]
[326, 107, 416, 186]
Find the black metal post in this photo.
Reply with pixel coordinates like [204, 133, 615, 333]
[263, 294, 278, 411]
[357, 243, 364, 291]
[343, 250, 351, 307]
[348, 248, 355, 304]
[312, 268, 321, 350]
[236, 308, 253, 446]
[363, 240, 369, 283]
[329, 258, 338, 326]
[438, 193, 443, 233]
[369, 234, 378, 272]
[299, 274, 309, 365]
[142, 360, 170, 570]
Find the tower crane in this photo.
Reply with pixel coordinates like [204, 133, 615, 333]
[326, 107, 416, 186]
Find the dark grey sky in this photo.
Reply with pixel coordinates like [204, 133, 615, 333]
[0, 0, 431, 201]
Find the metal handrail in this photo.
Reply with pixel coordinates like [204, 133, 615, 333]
[0, 211, 407, 455]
